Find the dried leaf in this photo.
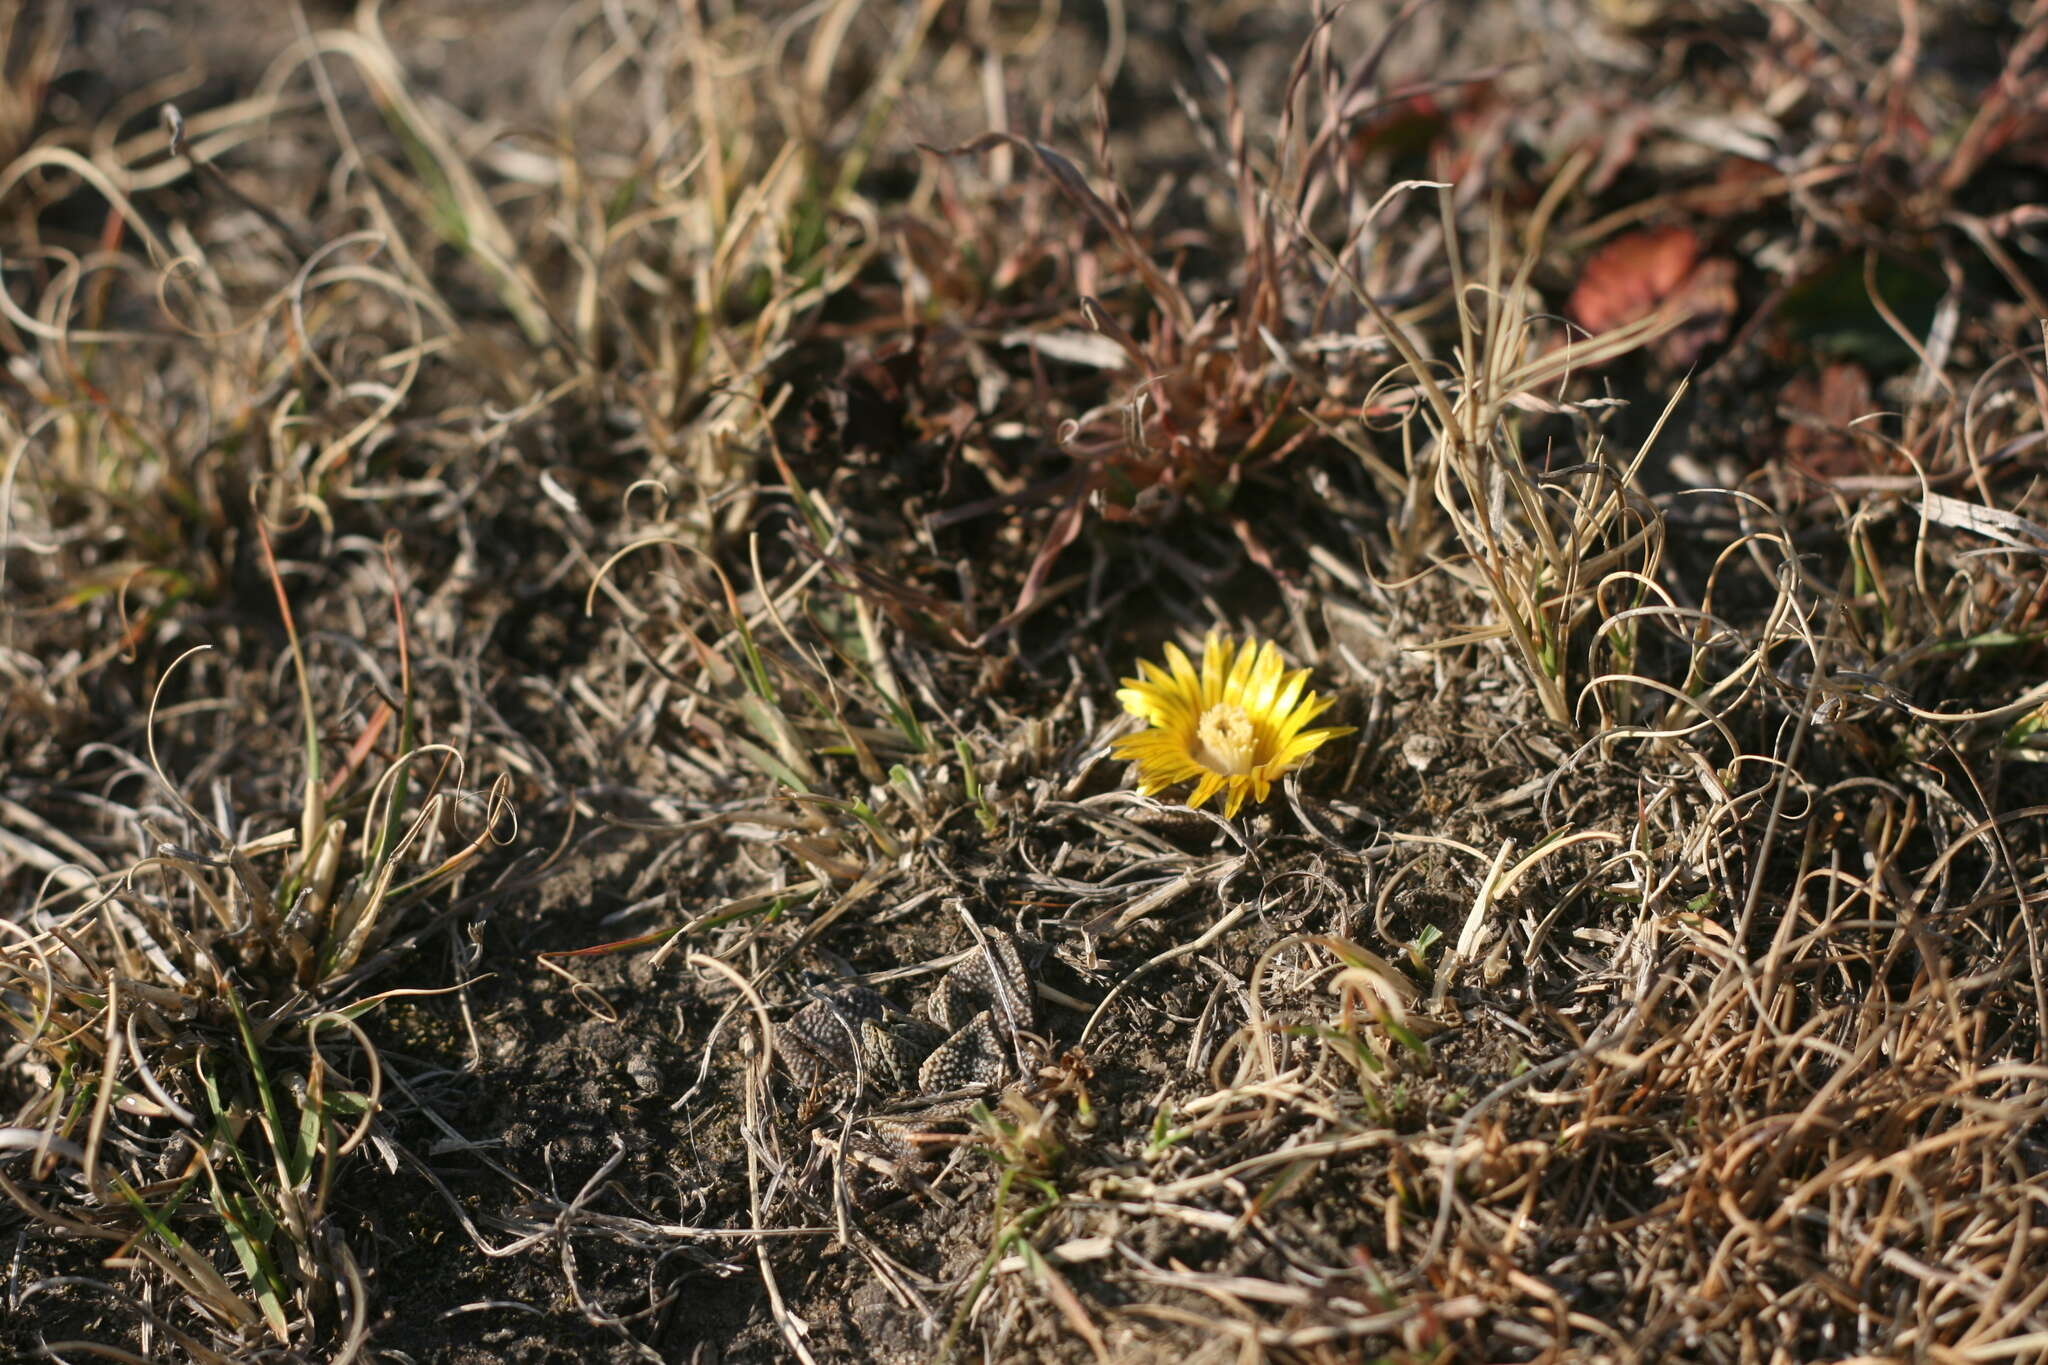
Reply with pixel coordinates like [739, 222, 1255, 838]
[1780, 362, 1877, 477]
[1567, 225, 1702, 335]
[1568, 225, 1737, 367]
[1655, 256, 1738, 368]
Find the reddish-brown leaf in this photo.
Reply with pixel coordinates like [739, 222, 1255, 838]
[1567, 224, 1702, 335]
[1654, 256, 1739, 369]
[1780, 362, 1879, 478]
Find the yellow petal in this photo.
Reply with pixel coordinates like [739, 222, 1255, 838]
[1270, 667, 1309, 721]
[1272, 693, 1336, 743]
[1115, 686, 1154, 724]
[1200, 633, 1232, 708]
[1247, 643, 1286, 715]
[1222, 779, 1250, 818]
[1224, 637, 1260, 701]
[1164, 641, 1200, 701]
[1270, 730, 1338, 767]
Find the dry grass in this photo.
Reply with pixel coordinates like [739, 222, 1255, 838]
[6, 1, 2048, 1361]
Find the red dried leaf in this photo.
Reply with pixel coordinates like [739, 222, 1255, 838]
[1567, 225, 1702, 335]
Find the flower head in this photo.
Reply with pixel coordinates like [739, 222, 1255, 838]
[1112, 632, 1354, 818]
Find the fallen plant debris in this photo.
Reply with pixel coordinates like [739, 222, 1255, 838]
[1564, 223, 1738, 369]
[6, 2, 2048, 1362]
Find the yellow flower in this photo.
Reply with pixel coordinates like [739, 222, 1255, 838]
[1112, 632, 1354, 818]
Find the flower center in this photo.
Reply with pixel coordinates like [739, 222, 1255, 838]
[1196, 703, 1261, 776]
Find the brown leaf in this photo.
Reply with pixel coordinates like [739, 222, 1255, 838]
[1654, 256, 1738, 369]
[1696, 156, 1783, 218]
[1567, 225, 1702, 335]
[1780, 362, 1878, 477]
